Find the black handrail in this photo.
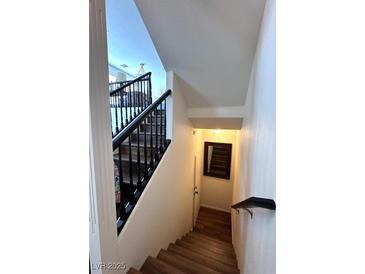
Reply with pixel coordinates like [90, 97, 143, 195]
[110, 72, 151, 96]
[232, 197, 276, 219]
[109, 80, 131, 85]
[113, 89, 171, 150]
[109, 80, 131, 86]
[109, 81, 130, 94]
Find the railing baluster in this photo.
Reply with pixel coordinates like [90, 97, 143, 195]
[124, 89, 127, 125]
[142, 79, 145, 108]
[128, 85, 131, 124]
[134, 82, 137, 116]
[144, 77, 148, 107]
[128, 135, 134, 203]
[144, 78, 149, 107]
[155, 109, 158, 161]
[138, 80, 141, 113]
[150, 112, 154, 169]
[120, 90, 124, 129]
[110, 95, 114, 137]
[118, 145, 126, 218]
[113, 95, 117, 136]
[124, 88, 127, 125]
[133, 82, 137, 117]
[160, 103, 163, 152]
[115, 94, 119, 134]
[137, 81, 140, 113]
[137, 125, 141, 191]
[148, 77, 152, 105]
[140, 80, 143, 110]
[110, 95, 113, 136]
[143, 117, 148, 179]
[140, 79, 143, 110]
[164, 98, 167, 147]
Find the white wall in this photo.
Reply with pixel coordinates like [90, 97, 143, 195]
[192, 128, 203, 225]
[90, 1, 119, 273]
[200, 129, 238, 212]
[232, 0, 276, 273]
[115, 71, 197, 272]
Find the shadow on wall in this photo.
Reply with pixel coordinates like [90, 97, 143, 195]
[233, 208, 249, 270]
[173, 73, 211, 107]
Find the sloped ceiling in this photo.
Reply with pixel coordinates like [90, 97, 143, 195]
[135, 0, 266, 107]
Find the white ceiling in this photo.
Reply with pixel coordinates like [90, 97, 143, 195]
[135, 0, 266, 107]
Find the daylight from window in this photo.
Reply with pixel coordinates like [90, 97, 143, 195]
[105, 0, 166, 99]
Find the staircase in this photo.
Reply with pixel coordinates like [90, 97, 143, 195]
[114, 110, 166, 181]
[110, 72, 172, 234]
[127, 207, 239, 274]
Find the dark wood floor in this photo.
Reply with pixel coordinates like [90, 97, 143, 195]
[127, 206, 239, 274]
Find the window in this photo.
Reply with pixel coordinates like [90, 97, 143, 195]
[109, 74, 116, 83]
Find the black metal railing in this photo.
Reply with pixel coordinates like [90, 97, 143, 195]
[109, 80, 131, 93]
[112, 89, 171, 234]
[109, 72, 152, 137]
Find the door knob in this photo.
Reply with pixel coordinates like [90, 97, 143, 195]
[194, 191, 199, 195]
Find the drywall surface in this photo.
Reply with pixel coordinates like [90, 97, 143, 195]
[200, 129, 238, 212]
[232, 0, 276, 273]
[115, 71, 196, 272]
[135, 0, 266, 107]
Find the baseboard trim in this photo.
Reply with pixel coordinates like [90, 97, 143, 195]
[200, 204, 231, 213]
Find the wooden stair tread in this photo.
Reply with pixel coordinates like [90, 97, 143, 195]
[141, 256, 189, 274]
[182, 235, 236, 258]
[196, 219, 232, 232]
[167, 244, 239, 274]
[199, 207, 231, 218]
[198, 210, 231, 223]
[195, 223, 232, 237]
[157, 249, 220, 274]
[197, 214, 231, 226]
[185, 233, 235, 253]
[175, 239, 237, 267]
[127, 267, 143, 274]
[193, 227, 232, 243]
[189, 231, 233, 247]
